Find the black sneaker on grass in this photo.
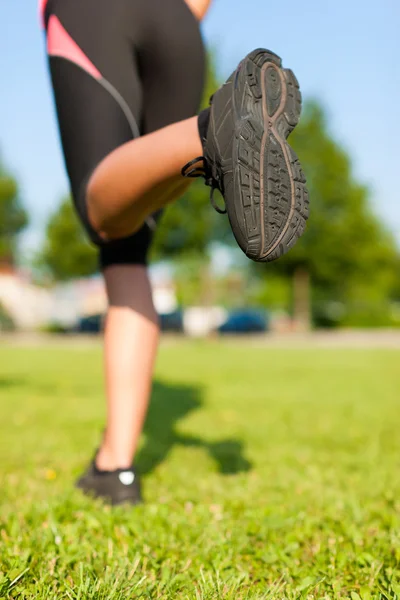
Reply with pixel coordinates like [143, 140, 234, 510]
[183, 48, 309, 262]
[76, 461, 141, 506]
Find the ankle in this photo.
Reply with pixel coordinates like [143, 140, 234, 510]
[95, 444, 132, 471]
[197, 107, 210, 148]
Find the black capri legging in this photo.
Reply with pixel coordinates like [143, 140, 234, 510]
[42, 0, 205, 268]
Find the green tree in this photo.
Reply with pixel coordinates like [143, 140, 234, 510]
[38, 197, 98, 281]
[254, 100, 399, 327]
[0, 159, 28, 266]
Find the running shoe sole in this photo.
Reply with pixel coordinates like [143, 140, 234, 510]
[231, 49, 309, 261]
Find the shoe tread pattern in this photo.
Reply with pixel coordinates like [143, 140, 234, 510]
[236, 49, 309, 262]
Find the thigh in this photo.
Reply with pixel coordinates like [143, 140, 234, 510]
[139, 0, 206, 134]
[45, 0, 143, 245]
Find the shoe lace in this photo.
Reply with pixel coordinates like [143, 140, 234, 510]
[181, 157, 227, 215]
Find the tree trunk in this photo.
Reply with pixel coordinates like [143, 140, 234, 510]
[0, 255, 15, 274]
[292, 268, 311, 331]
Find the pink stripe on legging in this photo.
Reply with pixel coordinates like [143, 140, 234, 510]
[47, 15, 102, 80]
[39, 0, 48, 27]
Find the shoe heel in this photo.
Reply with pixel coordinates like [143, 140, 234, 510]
[282, 69, 302, 133]
[245, 49, 282, 100]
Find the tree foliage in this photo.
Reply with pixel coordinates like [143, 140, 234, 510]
[38, 197, 98, 281]
[0, 159, 28, 265]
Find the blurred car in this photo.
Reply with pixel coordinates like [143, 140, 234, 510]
[159, 310, 184, 333]
[218, 309, 268, 334]
[71, 310, 184, 334]
[76, 313, 104, 334]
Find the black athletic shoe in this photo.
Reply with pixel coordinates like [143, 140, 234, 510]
[183, 48, 309, 262]
[76, 461, 141, 506]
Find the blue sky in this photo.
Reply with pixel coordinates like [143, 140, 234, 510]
[0, 0, 399, 253]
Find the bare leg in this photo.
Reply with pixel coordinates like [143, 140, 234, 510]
[97, 177, 192, 240]
[87, 117, 202, 239]
[96, 265, 159, 470]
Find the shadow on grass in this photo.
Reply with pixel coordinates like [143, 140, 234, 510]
[136, 380, 252, 476]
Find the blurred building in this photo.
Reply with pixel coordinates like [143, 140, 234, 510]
[0, 268, 52, 329]
[183, 306, 227, 337]
[48, 277, 107, 327]
[0, 267, 180, 330]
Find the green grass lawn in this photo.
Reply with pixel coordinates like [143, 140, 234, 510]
[1, 340, 400, 599]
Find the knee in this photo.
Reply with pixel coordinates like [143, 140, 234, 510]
[86, 169, 108, 236]
[86, 169, 134, 240]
